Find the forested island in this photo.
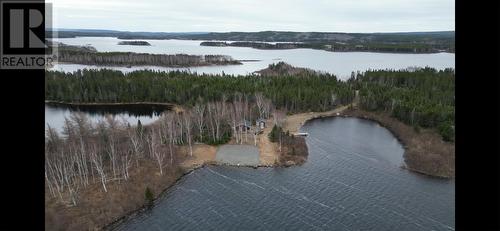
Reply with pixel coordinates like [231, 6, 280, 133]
[117, 40, 151, 46]
[45, 64, 454, 230]
[47, 29, 455, 53]
[255, 61, 318, 76]
[54, 43, 241, 67]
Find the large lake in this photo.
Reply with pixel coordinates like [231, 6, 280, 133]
[115, 117, 455, 230]
[49, 37, 454, 80]
[45, 37, 454, 132]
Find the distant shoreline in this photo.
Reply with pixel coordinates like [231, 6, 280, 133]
[45, 100, 176, 107]
[47, 29, 455, 54]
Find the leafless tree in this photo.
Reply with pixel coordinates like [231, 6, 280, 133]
[148, 127, 165, 175]
[182, 111, 194, 156]
[193, 103, 206, 142]
[255, 92, 272, 119]
[89, 144, 107, 192]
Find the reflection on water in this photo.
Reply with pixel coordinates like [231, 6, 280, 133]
[45, 104, 166, 133]
[116, 117, 455, 231]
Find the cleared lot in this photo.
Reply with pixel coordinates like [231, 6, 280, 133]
[215, 144, 260, 166]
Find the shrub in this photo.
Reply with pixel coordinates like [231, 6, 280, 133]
[438, 121, 455, 142]
[145, 187, 154, 206]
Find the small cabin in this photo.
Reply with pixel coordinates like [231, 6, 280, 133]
[236, 120, 252, 132]
[255, 118, 266, 129]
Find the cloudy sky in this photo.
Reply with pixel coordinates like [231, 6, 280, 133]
[47, 0, 454, 33]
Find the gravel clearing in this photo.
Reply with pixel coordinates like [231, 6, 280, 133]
[216, 144, 260, 166]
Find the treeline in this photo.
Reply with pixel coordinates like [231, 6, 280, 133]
[351, 67, 455, 141]
[47, 29, 454, 49]
[45, 69, 355, 113]
[201, 41, 304, 50]
[45, 65, 455, 141]
[57, 50, 241, 67]
[45, 95, 276, 205]
[200, 41, 454, 53]
[323, 42, 453, 53]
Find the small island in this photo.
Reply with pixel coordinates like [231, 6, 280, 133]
[118, 40, 151, 46]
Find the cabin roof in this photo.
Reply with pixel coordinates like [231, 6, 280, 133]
[238, 120, 251, 127]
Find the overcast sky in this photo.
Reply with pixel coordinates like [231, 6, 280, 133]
[47, 0, 455, 33]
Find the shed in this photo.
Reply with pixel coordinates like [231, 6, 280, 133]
[256, 118, 266, 129]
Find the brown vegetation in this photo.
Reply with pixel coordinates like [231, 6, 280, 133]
[45, 94, 278, 230]
[277, 135, 309, 167]
[45, 160, 184, 231]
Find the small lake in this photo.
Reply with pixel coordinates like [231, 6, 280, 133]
[48, 37, 454, 80]
[45, 104, 166, 134]
[115, 117, 455, 231]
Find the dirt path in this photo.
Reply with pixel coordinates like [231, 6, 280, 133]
[258, 119, 279, 166]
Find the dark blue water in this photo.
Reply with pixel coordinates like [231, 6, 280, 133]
[116, 117, 455, 231]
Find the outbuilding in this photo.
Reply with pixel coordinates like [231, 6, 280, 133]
[256, 118, 266, 129]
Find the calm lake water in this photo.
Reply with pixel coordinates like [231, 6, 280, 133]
[49, 37, 455, 80]
[45, 104, 164, 133]
[115, 117, 454, 231]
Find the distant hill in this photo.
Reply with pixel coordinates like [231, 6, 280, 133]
[47, 29, 453, 42]
[46, 29, 209, 39]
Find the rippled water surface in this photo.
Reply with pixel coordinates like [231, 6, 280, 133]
[116, 117, 455, 231]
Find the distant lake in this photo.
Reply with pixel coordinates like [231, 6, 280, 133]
[49, 37, 454, 80]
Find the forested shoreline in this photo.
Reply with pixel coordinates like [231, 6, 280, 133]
[352, 68, 455, 142]
[45, 68, 354, 113]
[47, 30, 455, 53]
[45, 65, 454, 141]
[54, 43, 241, 67]
[200, 41, 453, 53]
